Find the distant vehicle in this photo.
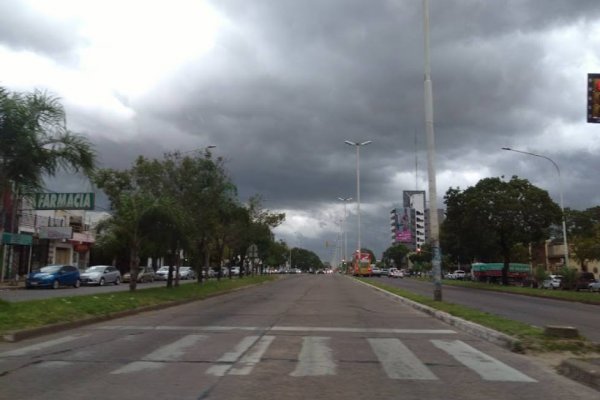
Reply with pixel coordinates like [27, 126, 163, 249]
[230, 266, 240, 276]
[471, 263, 530, 284]
[350, 251, 372, 277]
[80, 265, 121, 286]
[574, 272, 596, 291]
[388, 268, 403, 278]
[541, 275, 563, 290]
[179, 266, 196, 280]
[155, 266, 171, 281]
[371, 267, 382, 277]
[380, 268, 389, 277]
[26, 265, 81, 289]
[122, 267, 155, 283]
[589, 280, 600, 292]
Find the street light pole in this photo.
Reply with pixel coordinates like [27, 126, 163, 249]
[501, 147, 569, 269]
[423, 0, 442, 301]
[338, 197, 353, 265]
[345, 141, 371, 259]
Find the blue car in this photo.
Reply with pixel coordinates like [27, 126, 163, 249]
[26, 265, 81, 289]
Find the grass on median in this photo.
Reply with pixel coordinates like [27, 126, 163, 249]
[359, 278, 600, 354]
[439, 279, 600, 305]
[0, 276, 275, 335]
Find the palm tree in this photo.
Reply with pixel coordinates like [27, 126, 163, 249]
[0, 86, 96, 232]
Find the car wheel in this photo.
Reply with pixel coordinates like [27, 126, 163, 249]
[99, 278, 105, 286]
[74, 279, 81, 288]
[115, 277, 120, 285]
[52, 280, 59, 289]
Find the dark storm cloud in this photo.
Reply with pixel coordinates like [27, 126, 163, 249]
[10, 0, 599, 260]
[0, 0, 82, 63]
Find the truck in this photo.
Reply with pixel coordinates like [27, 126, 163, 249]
[471, 262, 531, 284]
[351, 251, 372, 277]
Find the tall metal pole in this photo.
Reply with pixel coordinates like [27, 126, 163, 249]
[501, 147, 569, 268]
[338, 197, 352, 264]
[345, 141, 371, 259]
[423, 0, 442, 301]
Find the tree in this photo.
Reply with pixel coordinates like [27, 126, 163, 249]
[382, 244, 409, 268]
[290, 247, 323, 271]
[442, 176, 562, 285]
[0, 87, 95, 233]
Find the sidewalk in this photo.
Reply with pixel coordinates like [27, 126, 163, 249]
[0, 279, 25, 290]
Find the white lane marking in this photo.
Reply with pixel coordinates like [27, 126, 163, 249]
[368, 338, 438, 380]
[111, 334, 207, 375]
[97, 325, 455, 334]
[229, 335, 276, 376]
[206, 336, 261, 376]
[290, 336, 336, 377]
[431, 340, 537, 382]
[0, 335, 87, 357]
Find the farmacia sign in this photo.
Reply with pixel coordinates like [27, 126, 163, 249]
[34, 193, 95, 210]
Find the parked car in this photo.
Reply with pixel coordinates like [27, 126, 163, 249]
[589, 280, 600, 292]
[541, 275, 563, 289]
[388, 268, 404, 278]
[26, 265, 81, 289]
[155, 266, 171, 281]
[371, 267, 382, 277]
[179, 266, 196, 280]
[380, 268, 389, 277]
[80, 265, 121, 286]
[230, 266, 240, 276]
[122, 267, 155, 283]
[575, 272, 596, 291]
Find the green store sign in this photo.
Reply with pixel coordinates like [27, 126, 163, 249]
[34, 193, 95, 210]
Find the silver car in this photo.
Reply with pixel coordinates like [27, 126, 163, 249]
[80, 265, 121, 286]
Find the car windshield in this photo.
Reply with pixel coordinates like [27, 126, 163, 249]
[158, 267, 169, 271]
[39, 266, 61, 273]
[85, 266, 106, 272]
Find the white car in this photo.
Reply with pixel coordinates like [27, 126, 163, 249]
[80, 265, 121, 286]
[588, 280, 600, 292]
[179, 266, 196, 280]
[541, 275, 563, 289]
[155, 266, 171, 281]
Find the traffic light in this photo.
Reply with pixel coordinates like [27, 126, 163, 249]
[588, 73, 600, 123]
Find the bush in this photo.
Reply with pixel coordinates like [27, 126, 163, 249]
[559, 266, 577, 290]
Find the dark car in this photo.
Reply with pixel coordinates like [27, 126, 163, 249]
[26, 265, 81, 289]
[575, 272, 596, 291]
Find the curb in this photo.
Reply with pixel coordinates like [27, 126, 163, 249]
[558, 358, 600, 391]
[1, 281, 267, 342]
[352, 278, 523, 352]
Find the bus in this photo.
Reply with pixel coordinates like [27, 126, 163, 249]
[351, 251, 372, 277]
[471, 262, 530, 283]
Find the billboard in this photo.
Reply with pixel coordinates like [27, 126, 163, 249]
[395, 207, 412, 243]
[588, 73, 600, 123]
[38, 226, 73, 240]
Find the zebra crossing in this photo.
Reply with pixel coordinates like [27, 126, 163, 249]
[0, 329, 537, 383]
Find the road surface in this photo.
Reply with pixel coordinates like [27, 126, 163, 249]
[0, 275, 595, 399]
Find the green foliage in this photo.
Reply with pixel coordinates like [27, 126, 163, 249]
[558, 267, 578, 290]
[533, 265, 548, 283]
[290, 247, 323, 271]
[382, 244, 409, 267]
[0, 87, 95, 232]
[441, 176, 562, 284]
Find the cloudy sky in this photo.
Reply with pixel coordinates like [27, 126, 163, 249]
[2, 0, 600, 262]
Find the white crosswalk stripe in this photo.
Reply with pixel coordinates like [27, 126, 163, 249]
[206, 335, 276, 376]
[111, 334, 208, 374]
[0, 331, 538, 383]
[368, 338, 438, 380]
[431, 340, 536, 382]
[290, 336, 336, 377]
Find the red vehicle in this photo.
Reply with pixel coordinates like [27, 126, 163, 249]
[351, 251, 372, 277]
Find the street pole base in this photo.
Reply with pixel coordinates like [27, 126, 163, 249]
[433, 289, 442, 302]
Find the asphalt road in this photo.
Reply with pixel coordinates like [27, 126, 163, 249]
[0, 275, 595, 400]
[366, 276, 600, 342]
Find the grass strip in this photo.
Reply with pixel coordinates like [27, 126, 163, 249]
[439, 279, 600, 305]
[359, 278, 600, 354]
[0, 276, 274, 335]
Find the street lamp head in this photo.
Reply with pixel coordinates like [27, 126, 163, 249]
[501, 147, 511, 150]
[344, 140, 357, 146]
[360, 141, 372, 146]
[338, 197, 353, 201]
[206, 145, 216, 149]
